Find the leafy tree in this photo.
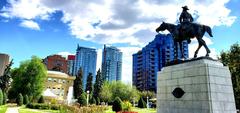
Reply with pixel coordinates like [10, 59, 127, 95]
[100, 81, 140, 103]
[23, 95, 29, 105]
[138, 97, 147, 108]
[38, 95, 44, 103]
[0, 60, 13, 92]
[17, 93, 23, 106]
[78, 93, 87, 106]
[0, 88, 3, 105]
[2, 92, 6, 105]
[112, 97, 123, 112]
[9, 56, 47, 101]
[93, 69, 103, 99]
[85, 73, 93, 93]
[73, 67, 84, 99]
[140, 90, 156, 102]
[219, 43, 240, 109]
[99, 82, 112, 103]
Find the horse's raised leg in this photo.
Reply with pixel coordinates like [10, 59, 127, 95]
[199, 38, 211, 57]
[194, 38, 202, 58]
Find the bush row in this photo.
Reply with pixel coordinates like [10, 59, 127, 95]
[26, 103, 59, 110]
[59, 104, 108, 113]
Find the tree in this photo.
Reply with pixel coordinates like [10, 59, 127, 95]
[8, 56, 47, 101]
[138, 97, 147, 108]
[140, 90, 156, 102]
[2, 92, 6, 105]
[93, 69, 103, 99]
[112, 97, 123, 112]
[0, 60, 13, 92]
[23, 95, 29, 105]
[16, 93, 23, 106]
[90, 97, 96, 105]
[96, 97, 100, 105]
[85, 73, 93, 93]
[38, 95, 44, 103]
[73, 67, 84, 99]
[219, 43, 240, 109]
[0, 88, 3, 105]
[78, 93, 87, 106]
[100, 81, 140, 103]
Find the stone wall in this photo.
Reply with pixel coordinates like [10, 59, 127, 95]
[157, 58, 236, 113]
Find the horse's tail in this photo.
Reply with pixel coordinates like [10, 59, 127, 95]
[204, 25, 213, 37]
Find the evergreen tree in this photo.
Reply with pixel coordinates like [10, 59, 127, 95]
[73, 67, 84, 99]
[23, 95, 29, 105]
[93, 69, 103, 99]
[16, 93, 23, 106]
[78, 93, 87, 106]
[85, 73, 93, 93]
[138, 97, 147, 108]
[0, 60, 13, 92]
[0, 88, 3, 105]
[2, 92, 6, 105]
[38, 95, 44, 103]
[112, 97, 123, 112]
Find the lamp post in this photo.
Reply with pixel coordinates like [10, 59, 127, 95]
[87, 90, 90, 106]
[147, 96, 149, 108]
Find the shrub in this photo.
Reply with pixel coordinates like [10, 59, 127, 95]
[138, 97, 147, 108]
[16, 93, 23, 106]
[123, 101, 132, 111]
[90, 97, 96, 105]
[26, 103, 59, 110]
[50, 98, 57, 104]
[23, 95, 29, 105]
[38, 95, 44, 103]
[0, 89, 3, 105]
[112, 97, 123, 112]
[3, 92, 7, 105]
[78, 93, 87, 106]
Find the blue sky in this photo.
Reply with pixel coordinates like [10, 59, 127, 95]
[0, 0, 239, 83]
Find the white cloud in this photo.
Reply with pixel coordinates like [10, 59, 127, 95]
[0, 0, 236, 83]
[19, 20, 40, 30]
[1, 0, 236, 44]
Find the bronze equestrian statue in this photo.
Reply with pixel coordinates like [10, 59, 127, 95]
[156, 6, 213, 59]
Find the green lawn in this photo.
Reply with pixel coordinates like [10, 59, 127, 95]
[105, 106, 156, 113]
[0, 105, 7, 113]
[19, 107, 59, 113]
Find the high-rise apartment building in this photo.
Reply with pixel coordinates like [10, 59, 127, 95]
[43, 55, 68, 74]
[132, 34, 188, 92]
[101, 45, 122, 81]
[67, 55, 75, 76]
[0, 53, 9, 76]
[73, 45, 97, 89]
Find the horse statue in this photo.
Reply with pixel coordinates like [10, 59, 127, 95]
[156, 22, 213, 59]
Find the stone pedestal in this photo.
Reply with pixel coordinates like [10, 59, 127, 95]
[157, 58, 236, 113]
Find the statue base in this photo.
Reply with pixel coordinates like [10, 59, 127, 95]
[157, 57, 236, 113]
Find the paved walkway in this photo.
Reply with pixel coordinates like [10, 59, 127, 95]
[6, 104, 19, 113]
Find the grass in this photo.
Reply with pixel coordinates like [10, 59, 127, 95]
[104, 106, 156, 113]
[0, 105, 7, 113]
[18, 107, 59, 113]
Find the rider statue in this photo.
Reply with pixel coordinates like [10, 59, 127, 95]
[179, 6, 193, 44]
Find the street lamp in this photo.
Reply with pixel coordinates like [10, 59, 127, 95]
[147, 96, 149, 108]
[87, 90, 90, 106]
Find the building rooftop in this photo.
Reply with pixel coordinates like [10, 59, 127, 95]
[47, 71, 75, 79]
